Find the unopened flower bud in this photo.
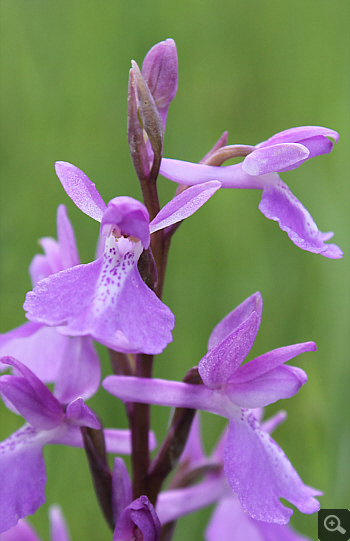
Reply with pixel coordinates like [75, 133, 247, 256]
[142, 38, 178, 128]
[130, 60, 164, 171]
[127, 68, 150, 181]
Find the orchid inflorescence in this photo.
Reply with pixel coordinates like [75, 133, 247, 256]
[0, 38, 342, 541]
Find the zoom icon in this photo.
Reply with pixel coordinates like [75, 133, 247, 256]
[318, 509, 350, 540]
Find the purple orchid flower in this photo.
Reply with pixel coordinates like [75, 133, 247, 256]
[0, 356, 156, 534]
[0, 205, 100, 404]
[23, 162, 220, 355]
[103, 292, 321, 523]
[160, 126, 342, 258]
[0, 505, 71, 541]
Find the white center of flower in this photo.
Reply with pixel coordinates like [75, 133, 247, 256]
[91, 233, 143, 315]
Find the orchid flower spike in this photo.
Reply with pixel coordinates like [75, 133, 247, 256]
[103, 292, 321, 523]
[23, 162, 220, 355]
[160, 126, 342, 258]
[0, 204, 100, 404]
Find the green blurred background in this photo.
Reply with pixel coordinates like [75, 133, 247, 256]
[0, 1, 349, 539]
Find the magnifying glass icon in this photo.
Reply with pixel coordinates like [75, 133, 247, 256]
[324, 514, 346, 534]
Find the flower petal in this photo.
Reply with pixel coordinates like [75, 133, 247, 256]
[205, 495, 264, 541]
[0, 357, 63, 429]
[49, 505, 71, 541]
[149, 181, 221, 234]
[205, 494, 312, 541]
[65, 397, 100, 429]
[226, 365, 307, 408]
[261, 410, 287, 434]
[199, 311, 261, 389]
[29, 238, 62, 286]
[142, 38, 178, 128]
[228, 343, 316, 384]
[112, 458, 132, 524]
[257, 126, 339, 147]
[55, 162, 107, 222]
[156, 477, 227, 525]
[103, 376, 216, 413]
[242, 144, 309, 176]
[0, 323, 68, 382]
[50, 425, 145, 455]
[259, 174, 343, 258]
[160, 159, 262, 189]
[0, 424, 62, 533]
[208, 292, 262, 350]
[179, 413, 206, 465]
[56, 205, 80, 269]
[101, 197, 150, 249]
[277, 136, 334, 172]
[113, 496, 161, 541]
[53, 336, 100, 403]
[24, 259, 103, 328]
[223, 414, 321, 523]
[0, 519, 41, 541]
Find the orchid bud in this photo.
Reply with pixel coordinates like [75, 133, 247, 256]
[142, 38, 178, 128]
[127, 68, 151, 181]
[131, 61, 163, 162]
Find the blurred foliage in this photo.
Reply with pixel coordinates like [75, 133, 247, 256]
[0, 1, 349, 539]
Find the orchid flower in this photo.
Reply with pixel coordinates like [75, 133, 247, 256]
[0, 357, 155, 533]
[160, 126, 342, 258]
[23, 162, 220, 355]
[103, 292, 321, 523]
[0, 205, 100, 403]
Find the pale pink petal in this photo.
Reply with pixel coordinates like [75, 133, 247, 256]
[103, 376, 216, 413]
[55, 162, 107, 222]
[0, 424, 62, 534]
[259, 174, 343, 258]
[112, 458, 132, 524]
[208, 292, 262, 350]
[242, 144, 309, 176]
[0, 519, 41, 541]
[53, 336, 100, 403]
[0, 357, 63, 429]
[199, 311, 261, 389]
[65, 398, 100, 429]
[56, 205, 80, 269]
[49, 505, 71, 541]
[225, 365, 307, 408]
[156, 477, 227, 525]
[149, 181, 221, 233]
[257, 126, 339, 147]
[0, 323, 68, 382]
[223, 414, 321, 524]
